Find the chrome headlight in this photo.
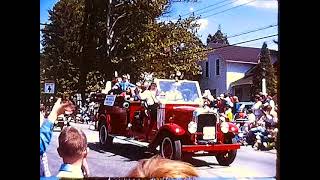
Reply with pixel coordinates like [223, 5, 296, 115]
[188, 121, 197, 134]
[220, 122, 229, 133]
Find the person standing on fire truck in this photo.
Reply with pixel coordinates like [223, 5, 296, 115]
[138, 82, 159, 141]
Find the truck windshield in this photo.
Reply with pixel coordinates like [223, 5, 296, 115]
[157, 80, 201, 103]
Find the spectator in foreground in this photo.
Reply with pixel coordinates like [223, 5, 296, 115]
[56, 126, 90, 178]
[127, 155, 198, 178]
[40, 98, 75, 177]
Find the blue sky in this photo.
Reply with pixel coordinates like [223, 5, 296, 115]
[40, 0, 278, 50]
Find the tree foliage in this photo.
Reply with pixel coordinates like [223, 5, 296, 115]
[206, 26, 229, 45]
[251, 42, 277, 97]
[132, 16, 206, 80]
[40, 0, 206, 94]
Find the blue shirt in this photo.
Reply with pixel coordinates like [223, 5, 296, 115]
[40, 119, 54, 156]
[118, 81, 136, 91]
[57, 164, 84, 178]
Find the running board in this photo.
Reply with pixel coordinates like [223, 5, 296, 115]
[109, 135, 150, 148]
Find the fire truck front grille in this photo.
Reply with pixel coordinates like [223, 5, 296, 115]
[196, 114, 217, 140]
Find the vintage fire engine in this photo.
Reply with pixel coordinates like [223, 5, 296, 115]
[96, 79, 240, 166]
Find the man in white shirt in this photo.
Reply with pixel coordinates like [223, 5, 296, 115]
[252, 95, 263, 120]
[138, 82, 159, 141]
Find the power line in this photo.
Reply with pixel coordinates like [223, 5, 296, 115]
[176, 0, 235, 18]
[210, 34, 277, 50]
[202, 0, 256, 19]
[174, 34, 278, 58]
[227, 24, 278, 39]
[206, 35, 277, 55]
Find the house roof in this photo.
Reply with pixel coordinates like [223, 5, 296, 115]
[207, 43, 278, 64]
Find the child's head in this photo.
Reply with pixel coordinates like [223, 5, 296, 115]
[127, 155, 198, 178]
[57, 126, 88, 164]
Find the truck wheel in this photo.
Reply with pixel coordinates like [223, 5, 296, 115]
[99, 124, 113, 149]
[160, 135, 182, 160]
[216, 137, 237, 166]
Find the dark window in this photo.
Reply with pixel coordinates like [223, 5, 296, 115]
[205, 61, 209, 77]
[216, 59, 220, 75]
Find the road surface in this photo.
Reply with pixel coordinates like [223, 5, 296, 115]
[46, 123, 276, 178]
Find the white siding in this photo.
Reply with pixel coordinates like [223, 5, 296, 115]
[226, 62, 254, 91]
[199, 54, 227, 96]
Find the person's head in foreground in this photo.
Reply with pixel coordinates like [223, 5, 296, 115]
[57, 126, 89, 178]
[127, 155, 198, 178]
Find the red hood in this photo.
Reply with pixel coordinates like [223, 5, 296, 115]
[163, 104, 199, 131]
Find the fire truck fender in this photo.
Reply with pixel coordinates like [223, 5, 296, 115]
[159, 123, 186, 136]
[148, 123, 186, 151]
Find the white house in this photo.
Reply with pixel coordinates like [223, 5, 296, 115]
[199, 43, 277, 101]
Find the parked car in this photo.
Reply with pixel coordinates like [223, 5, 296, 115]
[237, 101, 254, 113]
[97, 79, 240, 166]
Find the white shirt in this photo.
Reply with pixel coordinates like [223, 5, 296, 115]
[252, 101, 262, 117]
[248, 113, 256, 123]
[269, 100, 275, 109]
[139, 90, 159, 106]
[225, 97, 234, 107]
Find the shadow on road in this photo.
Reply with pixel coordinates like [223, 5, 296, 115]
[184, 156, 220, 167]
[88, 141, 222, 168]
[88, 142, 154, 161]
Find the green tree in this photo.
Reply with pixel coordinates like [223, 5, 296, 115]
[40, 0, 206, 94]
[132, 16, 206, 80]
[206, 25, 229, 45]
[251, 42, 277, 97]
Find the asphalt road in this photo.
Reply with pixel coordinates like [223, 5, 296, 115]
[45, 122, 276, 178]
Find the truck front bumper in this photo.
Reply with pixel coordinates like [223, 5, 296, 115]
[182, 143, 240, 153]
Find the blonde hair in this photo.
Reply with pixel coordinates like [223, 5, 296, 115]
[127, 155, 198, 178]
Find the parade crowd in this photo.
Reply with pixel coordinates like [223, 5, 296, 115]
[202, 91, 278, 126]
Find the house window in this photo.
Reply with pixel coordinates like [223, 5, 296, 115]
[205, 61, 209, 77]
[216, 59, 220, 75]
